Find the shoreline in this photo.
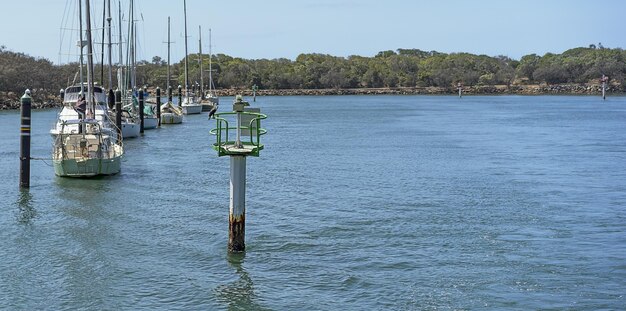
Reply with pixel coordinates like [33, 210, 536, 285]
[1, 84, 622, 110]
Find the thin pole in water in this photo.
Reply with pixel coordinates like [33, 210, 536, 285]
[156, 87, 161, 127]
[19, 90, 32, 189]
[178, 85, 182, 107]
[139, 87, 144, 133]
[115, 89, 122, 139]
[229, 155, 246, 252]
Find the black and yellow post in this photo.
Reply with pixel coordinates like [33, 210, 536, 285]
[156, 87, 161, 127]
[115, 90, 122, 139]
[19, 90, 32, 188]
[139, 89, 145, 134]
[178, 85, 182, 107]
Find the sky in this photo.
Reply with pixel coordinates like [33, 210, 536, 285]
[1, 0, 625, 64]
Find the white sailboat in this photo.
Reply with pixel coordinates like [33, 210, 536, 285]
[114, 0, 141, 138]
[181, 0, 202, 115]
[142, 98, 159, 129]
[200, 26, 219, 111]
[53, 0, 123, 177]
[160, 16, 184, 124]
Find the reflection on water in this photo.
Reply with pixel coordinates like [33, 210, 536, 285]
[215, 252, 269, 311]
[15, 189, 36, 224]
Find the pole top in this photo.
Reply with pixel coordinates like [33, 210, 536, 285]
[156, 86, 161, 90]
[21, 89, 32, 100]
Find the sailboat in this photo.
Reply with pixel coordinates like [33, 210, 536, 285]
[180, 0, 202, 115]
[160, 16, 183, 124]
[52, 0, 123, 177]
[200, 26, 219, 112]
[118, 0, 141, 138]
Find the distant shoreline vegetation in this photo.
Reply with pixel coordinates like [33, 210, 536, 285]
[1, 44, 624, 108]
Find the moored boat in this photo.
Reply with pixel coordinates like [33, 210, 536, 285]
[161, 102, 183, 124]
[53, 119, 123, 177]
[53, 0, 123, 177]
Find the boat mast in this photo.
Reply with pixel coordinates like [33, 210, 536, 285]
[117, 0, 123, 91]
[129, 0, 135, 90]
[199, 25, 204, 99]
[133, 21, 137, 90]
[100, 0, 106, 85]
[106, 0, 112, 89]
[167, 16, 171, 91]
[124, 0, 132, 91]
[209, 28, 213, 92]
[183, 0, 189, 102]
[78, 0, 85, 95]
[85, 0, 95, 113]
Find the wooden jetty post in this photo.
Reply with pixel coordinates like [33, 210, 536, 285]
[210, 95, 267, 252]
[139, 88, 145, 133]
[19, 90, 31, 188]
[252, 84, 258, 102]
[115, 89, 122, 139]
[178, 85, 182, 107]
[457, 82, 463, 98]
[156, 87, 161, 127]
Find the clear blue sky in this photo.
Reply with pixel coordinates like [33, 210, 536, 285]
[1, 0, 624, 64]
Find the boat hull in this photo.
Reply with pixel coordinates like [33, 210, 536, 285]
[182, 103, 202, 115]
[53, 156, 122, 177]
[52, 138, 123, 177]
[201, 97, 218, 111]
[201, 103, 213, 111]
[161, 113, 183, 124]
[122, 122, 140, 138]
[143, 116, 158, 129]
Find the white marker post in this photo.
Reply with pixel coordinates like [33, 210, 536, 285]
[210, 95, 267, 252]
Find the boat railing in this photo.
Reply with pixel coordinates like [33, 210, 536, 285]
[54, 119, 123, 160]
[209, 111, 267, 157]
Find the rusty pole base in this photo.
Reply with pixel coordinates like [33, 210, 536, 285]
[228, 214, 245, 252]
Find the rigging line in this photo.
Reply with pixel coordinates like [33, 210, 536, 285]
[59, 0, 70, 64]
[30, 157, 53, 167]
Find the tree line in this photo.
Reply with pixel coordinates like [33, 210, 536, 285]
[2, 44, 625, 100]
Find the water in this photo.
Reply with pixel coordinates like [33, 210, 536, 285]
[1, 95, 625, 310]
